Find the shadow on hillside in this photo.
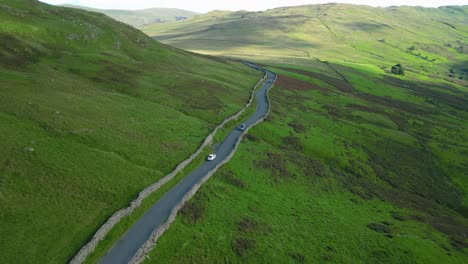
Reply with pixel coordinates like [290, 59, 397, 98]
[343, 22, 391, 31]
[0, 33, 44, 68]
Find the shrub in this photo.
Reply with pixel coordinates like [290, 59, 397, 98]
[367, 222, 392, 234]
[283, 136, 304, 152]
[256, 152, 292, 180]
[238, 217, 272, 234]
[289, 252, 306, 262]
[221, 170, 248, 189]
[244, 133, 259, 142]
[391, 211, 408, 221]
[303, 157, 327, 177]
[391, 64, 405, 75]
[288, 121, 306, 133]
[180, 193, 208, 224]
[232, 237, 256, 256]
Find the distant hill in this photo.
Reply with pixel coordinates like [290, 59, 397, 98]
[142, 4, 468, 81]
[62, 4, 198, 28]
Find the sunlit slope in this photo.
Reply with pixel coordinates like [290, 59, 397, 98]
[143, 4, 468, 81]
[0, 0, 260, 263]
[62, 4, 197, 27]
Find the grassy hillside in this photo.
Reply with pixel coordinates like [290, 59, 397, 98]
[0, 0, 261, 263]
[62, 5, 197, 28]
[144, 62, 468, 264]
[143, 4, 468, 82]
[139, 4, 468, 263]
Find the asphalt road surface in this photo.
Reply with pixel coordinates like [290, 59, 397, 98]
[100, 64, 276, 264]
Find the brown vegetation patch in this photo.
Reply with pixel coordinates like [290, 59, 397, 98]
[364, 140, 461, 209]
[431, 216, 468, 250]
[244, 133, 259, 142]
[384, 75, 462, 95]
[278, 66, 354, 93]
[255, 152, 292, 180]
[238, 217, 272, 234]
[288, 121, 306, 133]
[359, 93, 432, 115]
[341, 167, 467, 246]
[324, 105, 350, 119]
[387, 114, 408, 131]
[367, 222, 392, 234]
[302, 157, 327, 177]
[381, 189, 441, 216]
[348, 104, 382, 114]
[90, 59, 141, 89]
[347, 182, 375, 200]
[289, 252, 306, 263]
[391, 212, 409, 221]
[170, 77, 225, 111]
[221, 170, 248, 189]
[348, 104, 408, 131]
[180, 192, 208, 224]
[282, 136, 304, 152]
[289, 154, 327, 178]
[276, 74, 329, 93]
[0, 33, 43, 68]
[364, 184, 468, 249]
[232, 237, 256, 256]
[382, 76, 468, 111]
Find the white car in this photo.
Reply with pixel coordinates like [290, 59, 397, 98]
[207, 154, 217, 161]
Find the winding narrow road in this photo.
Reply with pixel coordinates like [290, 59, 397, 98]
[100, 64, 276, 264]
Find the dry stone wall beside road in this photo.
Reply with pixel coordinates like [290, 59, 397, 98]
[129, 71, 276, 264]
[70, 70, 267, 264]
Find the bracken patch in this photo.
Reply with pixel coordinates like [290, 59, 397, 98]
[288, 121, 306, 133]
[289, 252, 306, 263]
[180, 191, 208, 224]
[277, 66, 354, 93]
[255, 152, 292, 181]
[282, 136, 304, 152]
[238, 217, 272, 234]
[0, 33, 43, 68]
[276, 74, 329, 93]
[232, 237, 256, 257]
[367, 222, 392, 234]
[221, 170, 248, 189]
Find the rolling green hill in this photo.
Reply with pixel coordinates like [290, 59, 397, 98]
[139, 4, 468, 263]
[62, 4, 197, 28]
[0, 0, 260, 263]
[143, 4, 468, 82]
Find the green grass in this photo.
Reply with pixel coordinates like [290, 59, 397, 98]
[130, 3, 468, 262]
[2, 1, 467, 263]
[142, 60, 468, 262]
[82, 71, 263, 264]
[82, 143, 214, 264]
[0, 1, 262, 263]
[143, 4, 468, 83]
